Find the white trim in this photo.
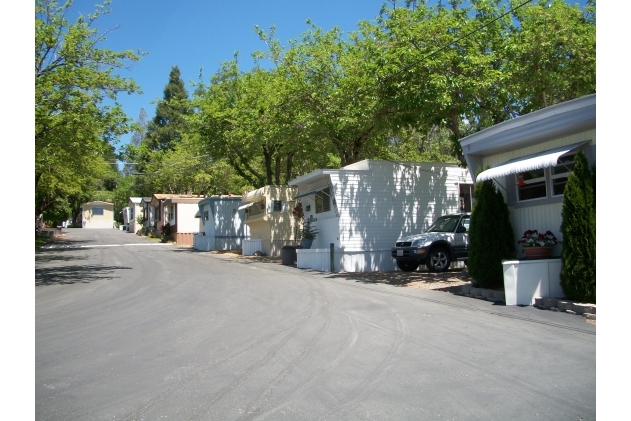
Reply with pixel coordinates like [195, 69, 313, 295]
[237, 203, 254, 210]
[476, 142, 585, 182]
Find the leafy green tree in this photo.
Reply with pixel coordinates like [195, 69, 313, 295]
[468, 179, 515, 289]
[144, 66, 191, 151]
[35, 0, 143, 225]
[560, 150, 596, 303]
[506, 0, 596, 114]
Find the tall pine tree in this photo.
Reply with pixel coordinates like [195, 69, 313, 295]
[560, 150, 596, 303]
[144, 66, 191, 151]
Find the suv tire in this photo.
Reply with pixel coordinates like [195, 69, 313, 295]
[396, 260, 420, 272]
[427, 247, 451, 273]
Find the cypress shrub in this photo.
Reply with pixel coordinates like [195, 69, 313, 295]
[560, 150, 596, 303]
[468, 179, 516, 289]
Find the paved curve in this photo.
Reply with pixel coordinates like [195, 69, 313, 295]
[36, 229, 595, 421]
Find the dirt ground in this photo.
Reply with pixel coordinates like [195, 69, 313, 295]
[209, 250, 474, 293]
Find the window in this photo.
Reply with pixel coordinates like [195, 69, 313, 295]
[247, 200, 265, 217]
[130, 208, 134, 218]
[516, 151, 578, 202]
[459, 184, 474, 212]
[203, 210, 209, 221]
[272, 200, 282, 212]
[551, 152, 576, 196]
[516, 168, 547, 201]
[92, 207, 104, 215]
[168, 205, 175, 221]
[315, 187, 331, 214]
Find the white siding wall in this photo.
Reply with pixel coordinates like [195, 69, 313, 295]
[334, 162, 471, 251]
[484, 129, 595, 257]
[177, 203, 201, 232]
[202, 203, 214, 236]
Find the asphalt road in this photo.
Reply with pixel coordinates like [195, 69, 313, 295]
[36, 229, 596, 421]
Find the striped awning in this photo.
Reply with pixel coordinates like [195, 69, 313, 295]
[294, 188, 331, 200]
[476, 142, 586, 182]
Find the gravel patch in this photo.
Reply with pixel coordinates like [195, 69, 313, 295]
[210, 250, 474, 293]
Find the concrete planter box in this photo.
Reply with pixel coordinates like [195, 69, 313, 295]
[502, 258, 563, 306]
[493, 291, 505, 301]
[557, 300, 573, 311]
[481, 289, 495, 299]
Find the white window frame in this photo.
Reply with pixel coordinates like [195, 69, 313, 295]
[516, 151, 578, 202]
[550, 152, 576, 197]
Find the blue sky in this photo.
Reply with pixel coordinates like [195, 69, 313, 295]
[68, 0, 394, 152]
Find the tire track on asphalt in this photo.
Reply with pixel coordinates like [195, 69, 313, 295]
[246, 312, 360, 421]
[124, 276, 321, 421]
[236, 280, 334, 420]
[313, 306, 409, 420]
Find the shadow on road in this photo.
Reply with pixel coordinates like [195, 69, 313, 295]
[35, 252, 88, 263]
[35, 264, 132, 286]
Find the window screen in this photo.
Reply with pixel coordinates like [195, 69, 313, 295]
[315, 188, 331, 213]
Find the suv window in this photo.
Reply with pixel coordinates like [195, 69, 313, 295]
[426, 215, 461, 233]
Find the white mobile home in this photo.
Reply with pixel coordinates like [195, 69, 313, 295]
[288, 160, 473, 272]
[193, 196, 250, 251]
[126, 197, 144, 233]
[162, 196, 204, 246]
[459, 93, 595, 252]
[458, 94, 596, 305]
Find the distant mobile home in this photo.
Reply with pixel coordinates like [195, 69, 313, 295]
[239, 185, 300, 257]
[163, 196, 204, 246]
[126, 197, 145, 233]
[81, 201, 115, 229]
[288, 160, 473, 272]
[193, 196, 250, 251]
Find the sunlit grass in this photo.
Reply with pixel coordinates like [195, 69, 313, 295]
[35, 235, 52, 250]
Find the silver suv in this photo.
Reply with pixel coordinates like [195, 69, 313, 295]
[391, 213, 470, 272]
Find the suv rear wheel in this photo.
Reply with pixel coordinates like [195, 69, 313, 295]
[427, 247, 451, 273]
[396, 260, 420, 272]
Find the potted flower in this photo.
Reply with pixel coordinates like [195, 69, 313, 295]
[517, 229, 558, 259]
[292, 201, 304, 221]
[298, 219, 318, 249]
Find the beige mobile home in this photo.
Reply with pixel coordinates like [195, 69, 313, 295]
[81, 201, 114, 229]
[240, 186, 300, 257]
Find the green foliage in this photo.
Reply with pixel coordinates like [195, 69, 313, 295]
[560, 150, 596, 303]
[111, 0, 595, 201]
[506, 0, 596, 113]
[468, 179, 515, 289]
[144, 66, 191, 151]
[35, 0, 143, 223]
[298, 219, 318, 240]
[36, 236, 53, 251]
